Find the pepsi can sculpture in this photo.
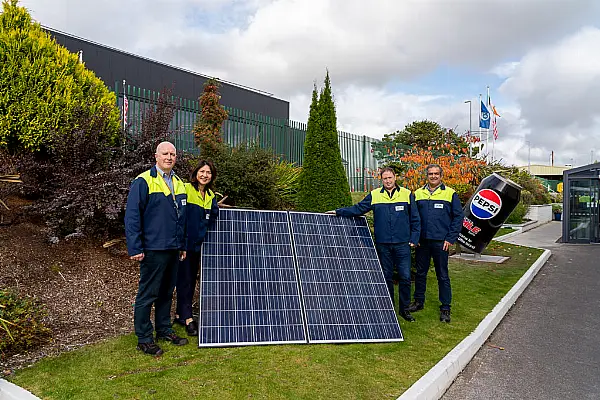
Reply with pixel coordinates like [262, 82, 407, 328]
[457, 173, 522, 254]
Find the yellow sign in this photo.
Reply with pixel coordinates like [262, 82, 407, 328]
[557, 182, 563, 193]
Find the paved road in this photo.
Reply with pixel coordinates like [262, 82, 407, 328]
[443, 222, 600, 400]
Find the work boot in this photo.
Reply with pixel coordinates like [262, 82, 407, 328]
[407, 301, 424, 312]
[137, 341, 164, 356]
[399, 310, 416, 322]
[157, 332, 189, 346]
[440, 309, 451, 323]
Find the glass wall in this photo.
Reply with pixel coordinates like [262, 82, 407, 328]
[568, 179, 600, 243]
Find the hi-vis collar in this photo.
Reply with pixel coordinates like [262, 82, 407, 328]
[415, 183, 454, 202]
[422, 183, 447, 192]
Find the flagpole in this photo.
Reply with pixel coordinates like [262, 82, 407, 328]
[478, 93, 482, 159]
[492, 132, 495, 162]
[465, 100, 472, 158]
[489, 86, 495, 162]
[486, 86, 490, 163]
[122, 79, 126, 131]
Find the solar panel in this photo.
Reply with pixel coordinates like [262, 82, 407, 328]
[198, 209, 307, 347]
[198, 209, 403, 347]
[289, 212, 403, 343]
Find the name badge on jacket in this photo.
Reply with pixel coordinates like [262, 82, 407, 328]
[434, 203, 444, 209]
[395, 205, 404, 211]
[206, 214, 210, 219]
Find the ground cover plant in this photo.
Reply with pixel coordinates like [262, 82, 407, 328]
[9, 241, 543, 399]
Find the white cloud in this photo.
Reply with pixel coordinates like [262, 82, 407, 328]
[491, 62, 520, 79]
[20, 0, 597, 95]
[498, 26, 600, 166]
[15, 0, 600, 167]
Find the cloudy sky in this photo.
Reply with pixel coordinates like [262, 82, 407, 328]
[19, 0, 600, 167]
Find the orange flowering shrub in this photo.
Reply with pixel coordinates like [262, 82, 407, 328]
[370, 145, 487, 203]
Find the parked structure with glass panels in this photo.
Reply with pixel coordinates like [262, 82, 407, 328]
[562, 163, 600, 243]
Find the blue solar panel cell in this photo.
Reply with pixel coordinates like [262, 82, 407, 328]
[199, 209, 307, 347]
[289, 212, 403, 343]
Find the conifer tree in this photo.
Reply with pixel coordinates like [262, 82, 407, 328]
[0, 0, 119, 153]
[193, 78, 228, 157]
[297, 71, 352, 211]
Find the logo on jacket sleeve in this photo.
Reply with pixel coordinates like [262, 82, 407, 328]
[470, 189, 502, 220]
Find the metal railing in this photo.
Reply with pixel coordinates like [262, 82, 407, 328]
[110, 81, 380, 192]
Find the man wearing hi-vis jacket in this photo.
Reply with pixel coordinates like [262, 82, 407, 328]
[326, 167, 421, 322]
[125, 141, 189, 356]
[408, 164, 464, 323]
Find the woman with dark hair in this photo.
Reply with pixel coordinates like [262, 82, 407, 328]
[174, 160, 219, 336]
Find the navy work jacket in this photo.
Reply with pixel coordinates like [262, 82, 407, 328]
[125, 166, 187, 256]
[336, 186, 420, 244]
[414, 183, 464, 243]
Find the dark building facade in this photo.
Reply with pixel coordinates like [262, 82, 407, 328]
[46, 27, 289, 120]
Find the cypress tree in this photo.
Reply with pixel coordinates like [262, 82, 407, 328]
[0, 0, 119, 153]
[297, 71, 352, 212]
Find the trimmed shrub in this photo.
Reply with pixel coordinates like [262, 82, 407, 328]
[181, 141, 286, 210]
[297, 73, 352, 212]
[0, 289, 52, 359]
[505, 202, 529, 224]
[0, 0, 119, 153]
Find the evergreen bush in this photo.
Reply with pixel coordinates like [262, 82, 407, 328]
[505, 202, 529, 224]
[0, 0, 119, 153]
[297, 72, 352, 212]
[181, 142, 287, 210]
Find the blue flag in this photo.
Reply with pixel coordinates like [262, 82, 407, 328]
[479, 101, 490, 129]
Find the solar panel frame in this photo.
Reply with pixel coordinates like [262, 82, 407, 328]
[198, 209, 308, 347]
[289, 211, 404, 344]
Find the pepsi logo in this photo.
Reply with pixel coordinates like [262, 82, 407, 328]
[470, 189, 502, 220]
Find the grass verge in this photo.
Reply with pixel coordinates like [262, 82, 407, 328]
[10, 241, 542, 400]
[494, 227, 516, 238]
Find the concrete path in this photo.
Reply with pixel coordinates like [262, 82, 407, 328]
[442, 222, 600, 399]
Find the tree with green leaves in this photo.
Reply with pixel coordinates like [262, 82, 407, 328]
[297, 72, 352, 212]
[372, 120, 471, 164]
[0, 0, 119, 153]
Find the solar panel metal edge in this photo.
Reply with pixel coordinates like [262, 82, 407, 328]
[289, 211, 404, 344]
[198, 209, 308, 347]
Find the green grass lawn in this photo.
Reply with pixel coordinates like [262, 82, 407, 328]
[494, 227, 516, 238]
[10, 241, 542, 400]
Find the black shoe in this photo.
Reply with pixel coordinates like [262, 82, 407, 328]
[137, 342, 164, 356]
[440, 309, 451, 323]
[399, 310, 416, 322]
[157, 332, 189, 346]
[407, 301, 424, 313]
[185, 321, 198, 336]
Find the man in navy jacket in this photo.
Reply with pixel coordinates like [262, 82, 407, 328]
[125, 141, 189, 355]
[327, 167, 420, 322]
[408, 164, 464, 323]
